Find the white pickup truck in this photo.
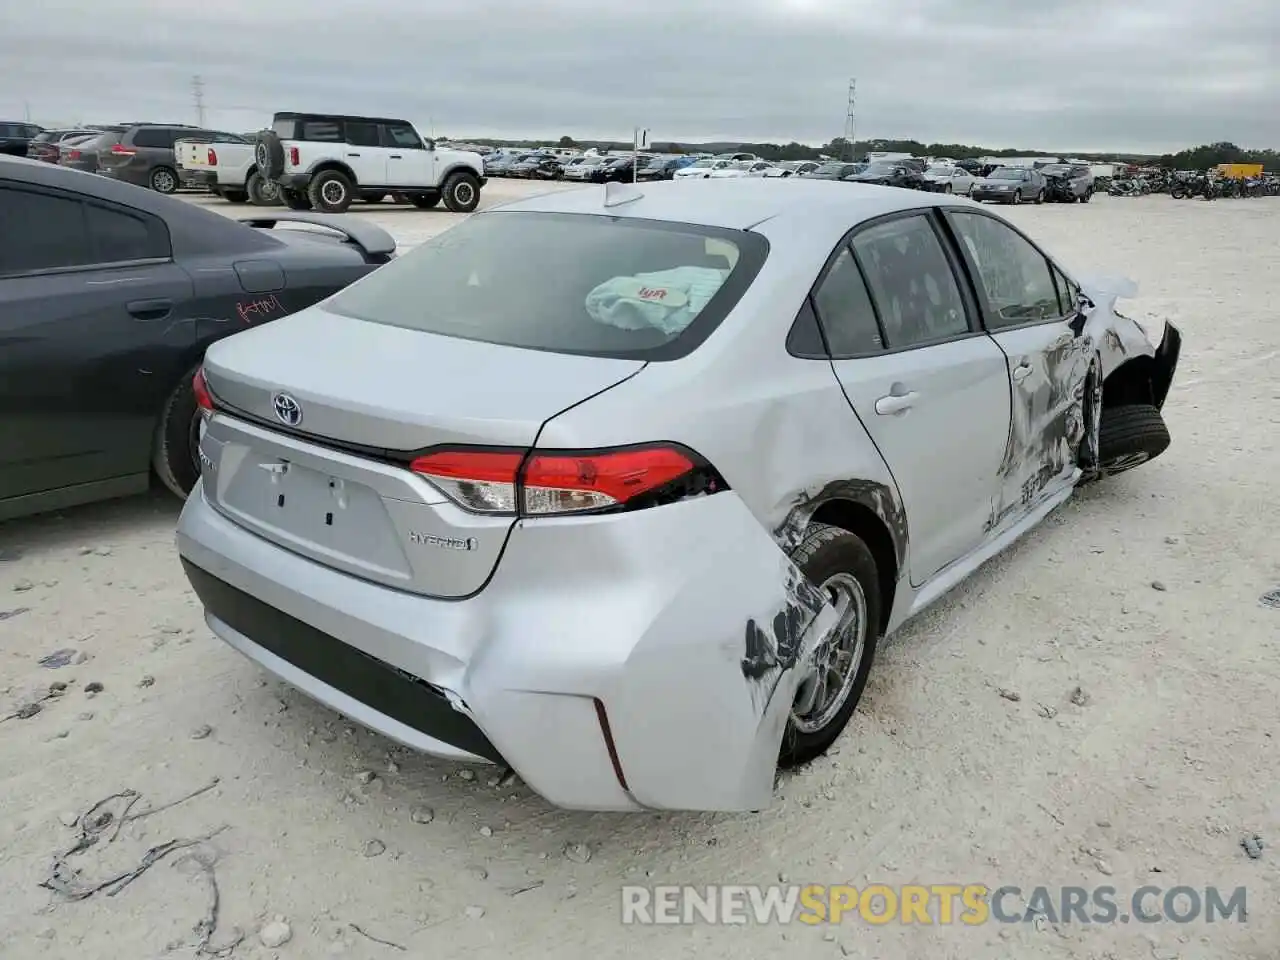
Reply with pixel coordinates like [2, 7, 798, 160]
[175, 133, 279, 205]
[255, 111, 485, 213]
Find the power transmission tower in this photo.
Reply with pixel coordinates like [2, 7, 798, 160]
[192, 75, 207, 127]
[843, 79, 857, 161]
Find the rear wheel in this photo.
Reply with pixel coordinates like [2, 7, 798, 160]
[308, 170, 355, 213]
[1034, 189, 1045, 204]
[152, 365, 203, 499]
[442, 171, 481, 212]
[779, 523, 881, 767]
[1097, 404, 1170, 477]
[247, 171, 280, 206]
[280, 187, 311, 210]
[150, 166, 178, 194]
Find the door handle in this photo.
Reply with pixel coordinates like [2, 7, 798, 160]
[1011, 361, 1034, 382]
[127, 298, 173, 321]
[875, 391, 918, 415]
[346, 152, 361, 157]
[389, 154, 402, 159]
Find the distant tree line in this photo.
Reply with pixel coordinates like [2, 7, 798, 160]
[454, 134, 1275, 169]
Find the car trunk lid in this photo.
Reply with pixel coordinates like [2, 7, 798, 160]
[199, 306, 645, 597]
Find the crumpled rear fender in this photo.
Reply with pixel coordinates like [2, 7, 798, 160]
[468, 491, 837, 812]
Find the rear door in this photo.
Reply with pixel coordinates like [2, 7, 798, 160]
[340, 119, 386, 186]
[819, 210, 1011, 585]
[942, 209, 1091, 530]
[0, 182, 194, 503]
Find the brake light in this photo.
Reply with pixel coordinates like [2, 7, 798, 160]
[67, 150, 80, 160]
[192, 368, 214, 413]
[207, 147, 217, 165]
[408, 444, 718, 516]
[110, 144, 135, 155]
[288, 146, 300, 166]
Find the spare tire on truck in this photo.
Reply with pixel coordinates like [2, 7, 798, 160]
[256, 131, 285, 181]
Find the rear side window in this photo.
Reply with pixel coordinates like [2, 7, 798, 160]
[812, 246, 883, 355]
[84, 203, 169, 262]
[272, 118, 297, 138]
[301, 120, 342, 142]
[850, 215, 970, 349]
[0, 186, 90, 273]
[131, 127, 176, 148]
[345, 121, 380, 147]
[322, 211, 769, 360]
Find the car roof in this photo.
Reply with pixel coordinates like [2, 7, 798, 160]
[495, 178, 955, 231]
[0, 155, 278, 256]
[274, 111, 410, 127]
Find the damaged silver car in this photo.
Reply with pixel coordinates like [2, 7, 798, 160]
[176, 179, 1180, 812]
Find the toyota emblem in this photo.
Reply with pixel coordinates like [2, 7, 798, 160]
[272, 392, 303, 427]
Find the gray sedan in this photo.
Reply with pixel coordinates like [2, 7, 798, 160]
[970, 166, 1047, 204]
[178, 179, 1180, 812]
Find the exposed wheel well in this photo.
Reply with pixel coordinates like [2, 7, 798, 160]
[309, 161, 358, 186]
[808, 498, 897, 633]
[1102, 356, 1156, 408]
[440, 164, 481, 182]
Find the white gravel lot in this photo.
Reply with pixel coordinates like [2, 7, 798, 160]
[1, 184, 1278, 960]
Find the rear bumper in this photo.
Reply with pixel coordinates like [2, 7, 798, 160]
[180, 168, 218, 188]
[177, 482, 833, 812]
[1151, 321, 1181, 410]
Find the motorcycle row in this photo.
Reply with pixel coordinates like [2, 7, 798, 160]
[1108, 170, 1280, 200]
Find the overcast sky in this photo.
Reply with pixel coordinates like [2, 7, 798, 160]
[1, 0, 1275, 152]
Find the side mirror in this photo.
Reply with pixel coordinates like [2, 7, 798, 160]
[423, 139, 436, 151]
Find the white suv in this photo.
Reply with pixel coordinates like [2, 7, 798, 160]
[257, 112, 485, 213]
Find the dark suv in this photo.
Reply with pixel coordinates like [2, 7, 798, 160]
[26, 129, 99, 163]
[94, 123, 224, 193]
[0, 121, 43, 156]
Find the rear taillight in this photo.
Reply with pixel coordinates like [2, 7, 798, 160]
[288, 146, 300, 166]
[192, 368, 214, 413]
[207, 147, 217, 165]
[110, 144, 135, 155]
[66, 150, 81, 160]
[408, 444, 722, 517]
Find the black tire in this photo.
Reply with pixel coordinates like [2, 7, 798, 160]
[246, 171, 280, 206]
[152, 365, 204, 499]
[1097, 404, 1170, 477]
[279, 187, 311, 210]
[1034, 189, 1045, 204]
[1170, 187, 1185, 200]
[779, 523, 881, 768]
[943, 183, 953, 194]
[1011, 190, 1022, 205]
[1081, 189, 1092, 203]
[308, 169, 355, 213]
[362, 192, 388, 204]
[150, 166, 179, 194]
[441, 171, 481, 212]
[255, 132, 284, 180]
[410, 193, 441, 209]
[221, 189, 248, 204]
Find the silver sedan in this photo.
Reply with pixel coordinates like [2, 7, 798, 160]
[178, 179, 1181, 812]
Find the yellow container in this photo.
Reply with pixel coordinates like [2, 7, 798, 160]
[1216, 163, 1263, 179]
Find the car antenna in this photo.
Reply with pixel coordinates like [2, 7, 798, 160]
[602, 181, 643, 208]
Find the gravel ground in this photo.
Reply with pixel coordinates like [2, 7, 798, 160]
[1, 186, 1278, 960]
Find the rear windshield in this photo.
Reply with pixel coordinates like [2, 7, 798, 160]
[322, 212, 769, 361]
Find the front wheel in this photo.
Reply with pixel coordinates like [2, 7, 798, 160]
[1081, 189, 1092, 203]
[441, 171, 481, 212]
[1096, 404, 1171, 477]
[1170, 187, 1186, 199]
[152, 366, 204, 499]
[943, 184, 953, 194]
[1011, 190, 1023, 205]
[779, 523, 881, 767]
